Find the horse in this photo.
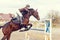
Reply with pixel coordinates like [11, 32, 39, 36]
[19, 8, 40, 31]
[0, 8, 40, 40]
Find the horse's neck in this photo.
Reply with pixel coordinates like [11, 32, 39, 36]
[23, 14, 31, 19]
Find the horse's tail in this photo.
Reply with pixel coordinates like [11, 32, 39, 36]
[0, 26, 3, 29]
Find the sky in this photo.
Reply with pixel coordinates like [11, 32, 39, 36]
[0, 0, 60, 21]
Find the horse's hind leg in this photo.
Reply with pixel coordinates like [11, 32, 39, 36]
[7, 33, 11, 40]
[1, 37, 5, 40]
[1, 35, 7, 40]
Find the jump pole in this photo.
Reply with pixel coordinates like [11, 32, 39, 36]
[45, 19, 52, 40]
[25, 31, 30, 40]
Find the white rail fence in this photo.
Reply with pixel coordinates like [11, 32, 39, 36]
[25, 19, 52, 40]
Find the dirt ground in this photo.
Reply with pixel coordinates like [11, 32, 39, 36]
[0, 29, 45, 40]
[0, 28, 59, 40]
[52, 28, 60, 40]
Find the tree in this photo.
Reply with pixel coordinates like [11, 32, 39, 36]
[47, 10, 60, 23]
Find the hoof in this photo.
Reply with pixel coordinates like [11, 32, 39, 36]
[24, 28, 29, 31]
[19, 28, 29, 32]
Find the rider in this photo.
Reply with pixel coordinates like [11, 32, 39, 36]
[19, 5, 31, 31]
[19, 4, 30, 16]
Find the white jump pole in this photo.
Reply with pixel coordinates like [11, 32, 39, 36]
[25, 31, 30, 40]
[50, 19, 52, 40]
[45, 19, 52, 40]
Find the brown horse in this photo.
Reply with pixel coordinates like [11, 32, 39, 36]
[0, 8, 40, 40]
[19, 8, 40, 31]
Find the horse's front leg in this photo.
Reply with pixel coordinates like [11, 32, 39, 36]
[27, 23, 32, 30]
[23, 23, 32, 31]
[19, 23, 32, 32]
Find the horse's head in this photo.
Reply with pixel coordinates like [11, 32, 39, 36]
[29, 9, 40, 20]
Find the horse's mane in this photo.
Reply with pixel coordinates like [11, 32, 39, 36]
[28, 8, 35, 14]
